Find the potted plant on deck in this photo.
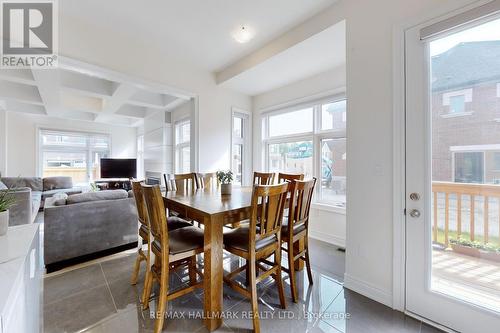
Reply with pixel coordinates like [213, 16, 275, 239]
[216, 170, 233, 195]
[0, 187, 16, 236]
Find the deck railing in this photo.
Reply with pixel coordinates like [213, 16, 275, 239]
[432, 181, 500, 248]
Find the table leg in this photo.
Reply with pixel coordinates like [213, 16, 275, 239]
[203, 215, 224, 331]
[294, 238, 305, 271]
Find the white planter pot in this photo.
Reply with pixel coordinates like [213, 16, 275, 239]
[221, 184, 232, 195]
[0, 210, 8, 236]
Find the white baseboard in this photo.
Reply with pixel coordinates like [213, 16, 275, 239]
[343, 273, 393, 308]
[309, 230, 346, 248]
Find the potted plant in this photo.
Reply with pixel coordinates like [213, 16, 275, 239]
[216, 170, 233, 195]
[0, 187, 16, 236]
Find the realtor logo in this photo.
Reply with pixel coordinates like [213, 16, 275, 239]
[1, 0, 58, 68]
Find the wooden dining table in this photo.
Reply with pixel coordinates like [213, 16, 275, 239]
[162, 186, 304, 331]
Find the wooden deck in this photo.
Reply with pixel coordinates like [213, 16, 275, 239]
[432, 248, 500, 313]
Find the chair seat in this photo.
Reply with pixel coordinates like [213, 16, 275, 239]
[167, 216, 193, 230]
[223, 226, 276, 252]
[153, 226, 204, 255]
[281, 220, 306, 239]
[139, 216, 190, 239]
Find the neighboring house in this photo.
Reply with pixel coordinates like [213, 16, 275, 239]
[432, 41, 500, 184]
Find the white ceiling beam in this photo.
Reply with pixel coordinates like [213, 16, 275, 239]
[0, 69, 36, 86]
[60, 69, 114, 98]
[215, 3, 343, 84]
[94, 82, 138, 122]
[0, 81, 44, 105]
[31, 69, 63, 116]
[60, 92, 103, 114]
[4, 100, 46, 115]
[129, 90, 166, 109]
[115, 104, 147, 119]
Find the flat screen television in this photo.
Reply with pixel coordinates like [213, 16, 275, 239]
[100, 158, 137, 179]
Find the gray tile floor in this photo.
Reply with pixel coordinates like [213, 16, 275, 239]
[43, 239, 442, 333]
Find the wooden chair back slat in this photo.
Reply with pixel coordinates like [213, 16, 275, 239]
[131, 180, 148, 228]
[287, 178, 316, 235]
[253, 172, 275, 185]
[250, 183, 288, 242]
[165, 173, 198, 193]
[277, 173, 304, 184]
[142, 184, 168, 251]
[196, 172, 218, 189]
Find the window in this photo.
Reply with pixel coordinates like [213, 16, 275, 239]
[449, 95, 466, 113]
[321, 100, 347, 131]
[232, 110, 251, 185]
[493, 152, 500, 170]
[321, 138, 346, 206]
[454, 151, 484, 183]
[174, 119, 191, 173]
[269, 107, 313, 137]
[262, 96, 347, 208]
[39, 130, 110, 185]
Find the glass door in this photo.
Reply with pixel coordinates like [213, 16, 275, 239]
[405, 13, 500, 332]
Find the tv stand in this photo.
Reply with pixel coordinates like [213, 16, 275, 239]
[94, 179, 131, 191]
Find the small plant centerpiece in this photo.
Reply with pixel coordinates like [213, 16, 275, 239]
[0, 187, 16, 236]
[217, 170, 234, 195]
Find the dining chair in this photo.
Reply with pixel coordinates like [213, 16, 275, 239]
[129, 182, 191, 294]
[196, 172, 218, 189]
[281, 178, 316, 303]
[223, 182, 289, 333]
[164, 172, 198, 192]
[253, 171, 275, 185]
[277, 172, 304, 183]
[141, 184, 205, 333]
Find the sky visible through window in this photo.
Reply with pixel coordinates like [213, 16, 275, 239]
[430, 17, 500, 56]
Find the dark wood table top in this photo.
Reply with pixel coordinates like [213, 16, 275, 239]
[163, 186, 253, 217]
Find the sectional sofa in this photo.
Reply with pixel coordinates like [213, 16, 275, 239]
[0, 176, 82, 226]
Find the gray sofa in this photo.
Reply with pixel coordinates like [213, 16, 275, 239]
[0, 176, 82, 226]
[43, 190, 138, 270]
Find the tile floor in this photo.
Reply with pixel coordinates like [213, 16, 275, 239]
[43, 239, 442, 333]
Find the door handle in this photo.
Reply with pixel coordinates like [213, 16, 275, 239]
[409, 209, 421, 218]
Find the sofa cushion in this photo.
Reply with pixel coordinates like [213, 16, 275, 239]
[42, 188, 82, 199]
[1, 177, 42, 191]
[0, 180, 7, 190]
[43, 177, 73, 191]
[67, 190, 129, 205]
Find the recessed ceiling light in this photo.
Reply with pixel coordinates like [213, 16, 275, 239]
[232, 25, 254, 44]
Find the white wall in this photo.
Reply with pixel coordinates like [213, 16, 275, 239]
[142, 111, 172, 180]
[252, 66, 347, 248]
[4, 112, 137, 176]
[0, 110, 6, 176]
[59, 4, 252, 173]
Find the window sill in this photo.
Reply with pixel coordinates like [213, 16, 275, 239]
[441, 111, 473, 118]
[311, 202, 346, 215]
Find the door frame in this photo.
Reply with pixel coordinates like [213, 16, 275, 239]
[392, 0, 495, 316]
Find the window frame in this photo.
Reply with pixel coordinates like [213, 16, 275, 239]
[37, 128, 111, 185]
[261, 94, 346, 209]
[231, 108, 252, 186]
[174, 117, 191, 173]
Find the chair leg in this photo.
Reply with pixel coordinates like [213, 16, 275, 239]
[130, 249, 142, 285]
[154, 263, 169, 333]
[275, 246, 287, 309]
[141, 243, 153, 308]
[249, 255, 260, 333]
[188, 256, 197, 286]
[304, 236, 313, 285]
[287, 241, 298, 303]
[245, 259, 251, 286]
